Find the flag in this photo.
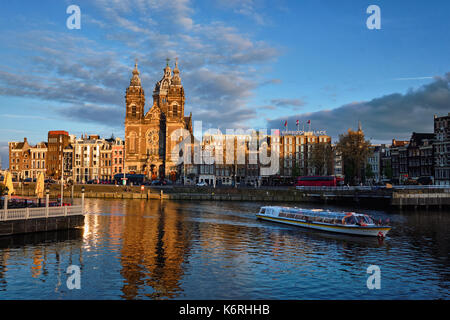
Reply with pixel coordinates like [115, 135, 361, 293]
[296, 120, 299, 126]
[307, 120, 311, 124]
[284, 120, 287, 127]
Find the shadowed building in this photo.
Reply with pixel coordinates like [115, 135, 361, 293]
[407, 132, 435, 180]
[434, 113, 450, 185]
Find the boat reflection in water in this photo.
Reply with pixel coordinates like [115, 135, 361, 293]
[256, 206, 391, 238]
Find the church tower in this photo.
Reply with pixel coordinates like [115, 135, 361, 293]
[124, 59, 191, 180]
[125, 61, 145, 122]
[152, 58, 185, 120]
[124, 61, 146, 174]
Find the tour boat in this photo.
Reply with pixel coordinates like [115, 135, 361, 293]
[256, 206, 391, 238]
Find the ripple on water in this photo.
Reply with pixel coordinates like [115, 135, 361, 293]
[0, 199, 449, 300]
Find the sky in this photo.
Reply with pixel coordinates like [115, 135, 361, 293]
[0, 0, 449, 168]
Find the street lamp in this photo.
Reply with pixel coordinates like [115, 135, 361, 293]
[45, 187, 50, 213]
[3, 187, 9, 211]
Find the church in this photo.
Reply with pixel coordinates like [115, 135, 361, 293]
[124, 59, 192, 181]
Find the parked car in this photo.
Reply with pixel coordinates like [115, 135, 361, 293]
[417, 177, 433, 185]
[196, 181, 207, 187]
[151, 180, 165, 186]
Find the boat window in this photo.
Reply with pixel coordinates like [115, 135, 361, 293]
[260, 208, 266, 214]
[363, 216, 373, 224]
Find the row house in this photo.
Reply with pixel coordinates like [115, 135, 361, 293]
[332, 146, 344, 179]
[46, 131, 70, 179]
[386, 132, 434, 184]
[434, 113, 450, 185]
[390, 139, 409, 183]
[8, 138, 48, 181]
[63, 145, 74, 182]
[112, 138, 125, 176]
[367, 145, 382, 183]
[30, 142, 48, 180]
[73, 135, 104, 183]
[9, 138, 32, 180]
[8, 133, 124, 184]
[71, 135, 124, 183]
[407, 132, 434, 179]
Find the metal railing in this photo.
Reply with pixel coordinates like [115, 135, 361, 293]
[1, 205, 83, 221]
[295, 185, 450, 192]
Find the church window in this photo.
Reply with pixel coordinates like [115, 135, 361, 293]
[173, 104, 178, 117]
[129, 132, 137, 153]
[131, 106, 136, 117]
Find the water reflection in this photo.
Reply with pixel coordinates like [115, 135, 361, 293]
[0, 229, 84, 293]
[117, 201, 191, 299]
[0, 199, 449, 299]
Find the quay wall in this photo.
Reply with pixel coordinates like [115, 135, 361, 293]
[0, 215, 85, 237]
[11, 183, 450, 208]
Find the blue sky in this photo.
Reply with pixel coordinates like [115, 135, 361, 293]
[1, 0, 450, 166]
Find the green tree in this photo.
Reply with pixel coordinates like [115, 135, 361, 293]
[336, 128, 371, 185]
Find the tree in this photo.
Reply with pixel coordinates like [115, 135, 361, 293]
[383, 160, 393, 180]
[292, 161, 302, 178]
[336, 128, 371, 185]
[310, 143, 333, 176]
[365, 163, 374, 183]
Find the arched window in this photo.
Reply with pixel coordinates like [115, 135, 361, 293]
[172, 104, 178, 117]
[131, 106, 136, 118]
[129, 132, 137, 154]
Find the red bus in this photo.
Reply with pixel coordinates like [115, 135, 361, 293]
[295, 176, 337, 187]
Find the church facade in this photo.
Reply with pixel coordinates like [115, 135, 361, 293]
[124, 59, 192, 180]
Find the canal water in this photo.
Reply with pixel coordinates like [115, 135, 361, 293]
[0, 199, 448, 300]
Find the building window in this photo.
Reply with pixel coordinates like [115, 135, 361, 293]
[129, 132, 137, 153]
[173, 104, 178, 117]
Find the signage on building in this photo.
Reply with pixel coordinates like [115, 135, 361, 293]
[281, 130, 327, 136]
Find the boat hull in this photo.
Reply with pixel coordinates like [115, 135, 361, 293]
[256, 214, 390, 237]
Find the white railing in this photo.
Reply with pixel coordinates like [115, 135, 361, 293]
[1, 206, 83, 221]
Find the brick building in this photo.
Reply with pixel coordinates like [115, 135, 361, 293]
[9, 138, 48, 181]
[124, 59, 192, 180]
[46, 131, 70, 179]
[112, 137, 125, 177]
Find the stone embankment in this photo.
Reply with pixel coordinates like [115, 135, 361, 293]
[12, 183, 450, 209]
